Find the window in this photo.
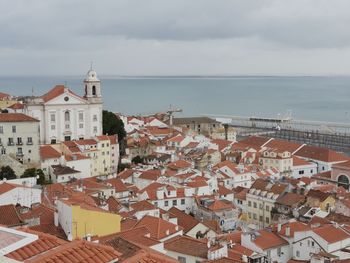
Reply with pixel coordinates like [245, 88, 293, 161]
[8, 138, 14, 146]
[299, 170, 304, 175]
[277, 247, 281, 257]
[181, 199, 185, 205]
[296, 251, 300, 257]
[266, 205, 270, 211]
[17, 137, 22, 145]
[165, 200, 169, 207]
[79, 112, 84, 122]
[248, 201, 251, 207]
[64, 111, 70, 122]
[93, 126, 97, 134]
[173, 200, 177, 206]
[266, 217, 269, 223]
[1, 148, 6, 154]
[65, 124, 70, 129]
[0, 126, 3, 133]
[259, 216, 263, 222]
[27, 137, 33, 145]
[50, 113, 55, 122]
[178, 256, 186, 263]
[17, 147, 23, 155]
[92, 85, 96, 95]
[154, 202, 158, 207]
[12, 126, 16, 133]
[51, 125, 56, 130]
[79, 123, 84, 129]
[93, 115, 97, 121]
[253, 202, 257, 208]
[253, 213, 257, 220]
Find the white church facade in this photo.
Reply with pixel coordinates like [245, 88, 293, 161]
[24, 69, 103, 144]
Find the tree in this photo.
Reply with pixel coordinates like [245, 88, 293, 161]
[21, 168, 37, 178]
[0, 166, 16, 180]
[132, 155, 143, 164]
[102, 110, 126, 142]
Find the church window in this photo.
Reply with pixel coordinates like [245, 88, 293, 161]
[92, 86, 96, 95]
[93, 115, 97, 121]
[64, 111, 70, 122]
[51, 125, 55, 130]
[64, 96, 69, 101]
[79, 123, 84, 129]
[79, 112, 84, 122]
[93, 126, 97, 134]
[50, 113, 55, 122]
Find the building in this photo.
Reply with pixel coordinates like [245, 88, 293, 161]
[23, 68, 103, 144]
[171, 117, 221, 136]
[56, 193, 121, 240]
[0, 113, 40, 166]
[260, 148, 292, 175]
[0, 182, 41, 207]
[246, 179, 288, 229]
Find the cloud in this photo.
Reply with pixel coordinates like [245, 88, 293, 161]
[1, 0, 350, 75]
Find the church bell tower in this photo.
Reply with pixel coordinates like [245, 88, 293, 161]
[84, 66, 102, 104]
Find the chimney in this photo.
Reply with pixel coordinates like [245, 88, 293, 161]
[285, 226, 290, 237]
[277, 223, 282, 232]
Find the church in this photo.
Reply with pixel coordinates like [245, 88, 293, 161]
[24, 68, 103, 144]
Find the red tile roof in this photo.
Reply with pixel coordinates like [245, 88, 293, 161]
[277, 221, 310, 238]
[0, 204, 23, 227]
[26, 239, 120, 263]
[253, 229, 288, 250]
[6, 228, 67, 262]
[0, 182, 17, 195]
[313, 224, 350, 243]
[168, 207, 200, 233]
[132, 215, 182, 240]
[41, 85, 85, 103]
[293, 156, 313, 166]
[167, 160, 192, 170]
[0, 92, 10, 99]
[164, 235, 209, 258]
[0, 113, 39, 122]
[295, 145, 348, 163]
[40, 145, 61, 160]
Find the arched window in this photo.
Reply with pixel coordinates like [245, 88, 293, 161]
[64, 111, 70, 122]
[92, 85, 96, 96]
[85, 85, 87, 95]
[338, 174, 349, 190]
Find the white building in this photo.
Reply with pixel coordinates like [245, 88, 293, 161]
[24, 68, 103, 144]
[0, 182, 41, 207]
[0, 113, 40, 166]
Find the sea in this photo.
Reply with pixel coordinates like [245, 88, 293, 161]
[0, 75, 349, 123]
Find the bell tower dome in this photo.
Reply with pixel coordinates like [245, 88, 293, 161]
[84, 66, 102, 103]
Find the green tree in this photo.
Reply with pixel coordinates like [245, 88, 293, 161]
[102, 110, 126, 142]
[21, 168, 37, 178]
[0, 166, 16, 180]
[132, 155, 143, 164]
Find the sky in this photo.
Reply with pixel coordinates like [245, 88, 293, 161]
[1, 0, 350, 76]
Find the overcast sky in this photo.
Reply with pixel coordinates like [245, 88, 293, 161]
[1, 0, 350, 76]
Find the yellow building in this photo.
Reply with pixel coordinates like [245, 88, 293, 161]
[0, 92, 17, 109]
[56, 194, 121, 240]
[306, 189, 335, 212]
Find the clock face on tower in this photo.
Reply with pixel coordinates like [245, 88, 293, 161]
[64, 96, 69, 102]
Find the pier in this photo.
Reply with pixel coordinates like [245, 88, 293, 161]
[207, 114, 350, 154]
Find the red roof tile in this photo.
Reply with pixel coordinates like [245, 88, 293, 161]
[0, 113, 39, 122]
[41, 85, 85, 103]
[0, 204, 23, 227]
[40, 145, 61, 160]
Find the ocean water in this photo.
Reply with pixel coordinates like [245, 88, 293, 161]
[0, 76, 349, 123]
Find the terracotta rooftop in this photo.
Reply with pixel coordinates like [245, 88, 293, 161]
[313, 224, 350, 243]
[26, 239, 120, 263]
[6, 228, 67, 262]
[0, 113, 39, 122]
[295, 145, 348, 163]
[307, 189, 333, 202]
[132, 215, 182, 240]
[40, 145, 61, 160]
[0, 204, 23, 227]
[168, 207, 199, 233]
[252, 229, 288, 250]
[164, 235, 209, 258]
[276, 193, 306, 207]
[41, 85, 84, 103]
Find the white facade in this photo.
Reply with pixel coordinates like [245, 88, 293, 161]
[0, 183, 41, 207]
[0, 114, 40, 166]
[24, 69, 103, 144]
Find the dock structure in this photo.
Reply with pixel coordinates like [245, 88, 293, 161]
[208, 114, 350, 154]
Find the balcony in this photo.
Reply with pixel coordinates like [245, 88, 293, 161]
[7, 142, 14, 146]
[17, 142, 23, 146]
[27, 141, 33, 145]
[16, 152, 24, 157]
